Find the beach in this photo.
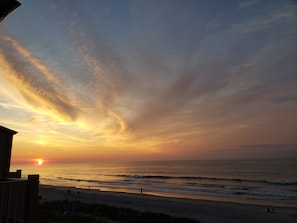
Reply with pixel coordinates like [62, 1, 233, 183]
[39, 185, 297, 223]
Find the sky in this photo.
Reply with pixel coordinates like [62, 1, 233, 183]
[0, 0, 296, 163]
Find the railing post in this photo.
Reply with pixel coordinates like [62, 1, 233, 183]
[25, 175, 39, 223]
[16, 169, 22, 178]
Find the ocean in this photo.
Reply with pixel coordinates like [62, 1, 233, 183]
[11, 159, 297, 207]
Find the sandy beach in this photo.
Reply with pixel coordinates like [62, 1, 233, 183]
[39, 185, 297, 223]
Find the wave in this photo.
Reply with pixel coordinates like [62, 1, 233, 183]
[56, 175, 297, 187]
[56, 177, 134, 186]
[108, 174, 297, 186]
[266, 180, 297, 185]
[54, 176, 297, 199]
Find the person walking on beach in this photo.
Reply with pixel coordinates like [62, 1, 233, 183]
[140, 188, 143, 194]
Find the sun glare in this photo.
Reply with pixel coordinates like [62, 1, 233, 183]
[34, 140, 47, 145]
[35, 158, 44, 166]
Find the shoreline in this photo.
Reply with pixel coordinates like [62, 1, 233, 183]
[39, 184, 297, 223]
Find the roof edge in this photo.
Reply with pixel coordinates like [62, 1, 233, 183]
[0, 126, 18, 134]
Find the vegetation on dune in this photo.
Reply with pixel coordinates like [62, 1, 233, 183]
[39, 200, 202, 223]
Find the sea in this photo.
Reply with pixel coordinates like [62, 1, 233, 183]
[11, 159, 297, 207]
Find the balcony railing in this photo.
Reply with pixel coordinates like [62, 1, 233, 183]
[0, 179, 27, 223]
[0, 175, 39, 223]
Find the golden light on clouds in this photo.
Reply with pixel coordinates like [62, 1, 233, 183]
[1, 1, 297, 163]
[33, 139, 47, 145]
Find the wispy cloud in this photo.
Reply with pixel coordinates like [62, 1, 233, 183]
[240, 144, 297, 151]
[0, 35, 80, 122]
[238, 0, 260, 9]
[61, 12, 129, 136]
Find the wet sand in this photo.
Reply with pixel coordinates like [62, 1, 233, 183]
[39, 185, 297, 223]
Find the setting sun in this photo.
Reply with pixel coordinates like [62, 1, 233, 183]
[35, 158, 44, 166]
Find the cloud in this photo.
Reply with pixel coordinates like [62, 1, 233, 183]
[239, 144, 297, 158]
[0, 27, 128, 135]
[235, 4, 296, 34]
[109, 1, 297, 148]
[206, 144, 297, 159]
[60, 11, 130, 135]
[238, 0, 260, 9]
[221, 4, 297, 107]
[240, 144, 297, 150]
[0, 35, 80, 122]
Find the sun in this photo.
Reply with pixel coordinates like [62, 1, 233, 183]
[35, 158, 44, 166]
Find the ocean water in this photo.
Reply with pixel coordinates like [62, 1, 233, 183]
[11, 159, 297, 207]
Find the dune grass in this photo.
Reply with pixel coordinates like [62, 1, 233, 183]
[39, 200, 202, 223]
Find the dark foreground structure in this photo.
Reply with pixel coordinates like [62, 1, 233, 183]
[0, 126, 39, 223]
[0, 0, 21, 22]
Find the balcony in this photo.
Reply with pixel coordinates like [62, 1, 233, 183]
[0, 175, 39, 223]
[0, 179, 27, 223]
